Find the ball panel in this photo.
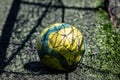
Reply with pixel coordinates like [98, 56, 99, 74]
[41, 55, 66, 70]
[59, 26, 83, 50]
[48, 26, 83, 51]
[37, 23, 85, 71]
[41, 23, 71, 42]
[37, 41, 42, 53]
[79, 42, 85, 57]
[41, 49, 77, 70]
[69, 53, 81, 64]
[39, 23, 72, 56]
[48, 32, 63, 50]
[47, 26, 84, 66]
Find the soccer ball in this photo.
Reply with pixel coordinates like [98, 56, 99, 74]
[37, 23, 85, 71]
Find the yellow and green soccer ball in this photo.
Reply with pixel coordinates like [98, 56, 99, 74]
[37, 23, 85, 71]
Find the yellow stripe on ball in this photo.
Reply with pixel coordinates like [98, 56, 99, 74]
[37, 23, 85, 71]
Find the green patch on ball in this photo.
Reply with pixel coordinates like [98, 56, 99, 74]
[37, 23, 85, 71]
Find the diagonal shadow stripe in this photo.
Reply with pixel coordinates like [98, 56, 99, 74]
[0, 0, 52, 74]
[8, 0, 52, 66]
[0, 0, 21, 73]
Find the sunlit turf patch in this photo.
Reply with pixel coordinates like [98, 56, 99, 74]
[94, 9, 120, 74]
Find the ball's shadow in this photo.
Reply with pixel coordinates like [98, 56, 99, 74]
[24, 61, 46, 73]
[24, 61, 76, 74]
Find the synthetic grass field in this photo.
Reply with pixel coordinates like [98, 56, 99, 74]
[0, 0, 120, 80]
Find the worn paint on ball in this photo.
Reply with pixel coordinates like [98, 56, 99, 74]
[37, 23, 85, 71]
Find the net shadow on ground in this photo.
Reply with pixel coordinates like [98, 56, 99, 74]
[0, 0, 111, 79]
[0, 0, 21, 74]
[0, 0, 52, 74]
